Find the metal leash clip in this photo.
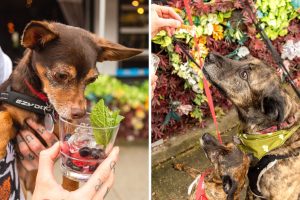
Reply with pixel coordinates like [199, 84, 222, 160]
[44, 103, 55, 133]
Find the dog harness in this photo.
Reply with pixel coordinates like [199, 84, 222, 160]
[247, 153, 298, 198]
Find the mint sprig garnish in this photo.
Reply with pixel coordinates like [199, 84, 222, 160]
[90, 99, 124, 146]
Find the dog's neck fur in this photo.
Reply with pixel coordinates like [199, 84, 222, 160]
[0, 50, 42, 97]
[0, 50, 44, 126]
[237, 90, 299, 133]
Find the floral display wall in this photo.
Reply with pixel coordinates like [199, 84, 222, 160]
[152, 0, 300, 141]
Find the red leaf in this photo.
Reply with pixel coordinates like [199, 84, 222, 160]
[234, 0, 243, 9]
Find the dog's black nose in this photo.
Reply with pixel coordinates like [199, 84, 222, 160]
[202, 133, 219, 146]
[71, 108, 86, 119]
[202, 133, 212, 142]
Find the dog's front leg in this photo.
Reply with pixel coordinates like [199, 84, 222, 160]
[62, 176, 79, 191]
[0, 111, 15, 159]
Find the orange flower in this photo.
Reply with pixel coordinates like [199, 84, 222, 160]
[191, 43, 208, 63]
[180, 24, 193, 31]
[198, 36, 207, 45]
[212, 24, 224, 40]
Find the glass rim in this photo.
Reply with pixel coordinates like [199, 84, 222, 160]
[59, 114, 120, 130]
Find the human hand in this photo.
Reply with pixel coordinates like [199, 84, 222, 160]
[151, 4, 183, 38]
[32, 142, 119, 200]
[16, 118, 58, 171]
[151, 74, 158, 98]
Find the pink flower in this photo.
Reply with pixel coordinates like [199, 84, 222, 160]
[177, 104, 193, 116]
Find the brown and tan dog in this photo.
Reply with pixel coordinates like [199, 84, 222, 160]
[190, 133, 251, 200]
[0, 21, 142, 195]
[203, 53, 300, 200]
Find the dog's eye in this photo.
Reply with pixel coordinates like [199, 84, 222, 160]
[55, 72, 69, 82]
[240, 70, 248, 80]
[86, 76, 98, 84]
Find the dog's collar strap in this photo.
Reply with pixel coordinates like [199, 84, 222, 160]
[0, 90, 53, 115]
[24, 79, 48, 102]
[248, 153, 299, 198]
[238, 124, 300, 159]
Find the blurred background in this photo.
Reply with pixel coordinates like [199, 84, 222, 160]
[0, 0, 149, 199]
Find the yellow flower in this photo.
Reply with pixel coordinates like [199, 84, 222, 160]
[131, 117, 144, 130]
[192, 43, 208, 58]
[114, 89, 124, 98]
[144, 96, 149, 111]
[198, 43, 208, 58]
[135, 108, 146, 119]
[173, 8, 182, 14]
[121, 104, 131, 113]
[198, 36, 207, 45]
[190, 43, 208, 72]
[212, 24, 224, 41]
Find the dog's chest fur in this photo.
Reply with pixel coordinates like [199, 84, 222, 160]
[258, 127, 300, 200]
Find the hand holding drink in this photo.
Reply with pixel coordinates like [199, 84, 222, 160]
[60, 99, 124, 181]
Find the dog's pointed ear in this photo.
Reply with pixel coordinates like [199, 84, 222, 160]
[261, 89, 285, 122]
[95, 38, 142, 62]
[21, 21, 58, 49]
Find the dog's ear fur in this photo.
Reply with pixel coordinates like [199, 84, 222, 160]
[21, 21, 58, 49]
[261, 89, 285, 123]
[95, 38, 142, 62]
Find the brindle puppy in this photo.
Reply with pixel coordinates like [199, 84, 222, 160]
[190, 133, 250, 200]
[203, 53, 300, 200]
[0, 21, 141, 193]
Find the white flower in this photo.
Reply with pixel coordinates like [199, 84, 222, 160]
[268, 19, 277, 27]
[262, 145, 269, 152]
[295, 41, 300, 56]
[237, 46, 250, 58]
[180, 63, 188, 71]
[279, 134, 284, 140]
[177, 104, 193, 115]
[188, 77, 196, 85]
[192, 85, 201, 93]
[177, 28, 189, 34]
[207, 14, 218, 24]
[281, 40, 300, 60]
[205, 23, 214, 35]
[190, 29, 196, 37]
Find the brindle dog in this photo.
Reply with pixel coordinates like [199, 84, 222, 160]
[0, 21, 141, 194]
[203, 53, 300, 200]
[190, 133, 250, 200]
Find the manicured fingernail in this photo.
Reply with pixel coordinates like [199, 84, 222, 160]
[104, 187, 110, 198]
[110, 161, 116, 170]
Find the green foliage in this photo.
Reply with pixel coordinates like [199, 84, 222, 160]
[90, 99, 124, 146]
[193, 93, 207, 105]
[190, 107, 203, 121]
[85, 75, 148, 109]
[224, 22, 248, 44]
[152, 30, 173, 47]
[256, 0, 299, 40]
